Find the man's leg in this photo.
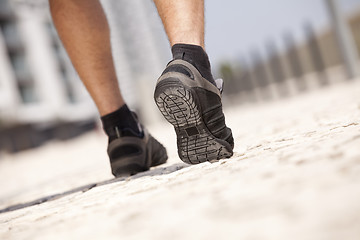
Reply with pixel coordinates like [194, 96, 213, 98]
[153, 0, 205, 48]
[153, 0, 234, 164]
[50, 0, 122, 116]
[49, 0, 167, 176]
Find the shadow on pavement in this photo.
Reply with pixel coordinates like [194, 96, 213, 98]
[0, 162, 189, 215]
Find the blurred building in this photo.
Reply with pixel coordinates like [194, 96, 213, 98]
[0, 0, 95, 124]
[0, 0, 168, 153]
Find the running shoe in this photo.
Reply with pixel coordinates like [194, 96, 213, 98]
[108, 123, 167, 177]
[154, 59, 234, 164]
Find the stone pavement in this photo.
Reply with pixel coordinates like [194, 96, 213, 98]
[0, 80, 360, 240]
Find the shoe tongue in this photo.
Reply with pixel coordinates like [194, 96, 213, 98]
[215, 78, 224, 94]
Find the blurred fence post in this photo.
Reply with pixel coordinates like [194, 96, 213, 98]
[238, 58, 255, 93]
[304, 22, 329, 86]
[266, 40, 289, 97]
[284, 32, 307, 92]
[325, 0, 360, 79]
[250, 49, 273, 100]
[238, 57, 257, 102]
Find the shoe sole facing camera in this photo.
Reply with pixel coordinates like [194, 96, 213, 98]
[154, 59, 233, 164]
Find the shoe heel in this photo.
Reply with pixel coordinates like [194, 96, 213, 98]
[155, 78, 233, 164]
[155, 82, 200, 129]
[111, 160, 149, 177]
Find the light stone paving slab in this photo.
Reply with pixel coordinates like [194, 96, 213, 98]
[0, 80, 360, 240]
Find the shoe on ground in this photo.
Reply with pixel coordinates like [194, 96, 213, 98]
[107, 125, 168, 177]
[154, 59, 234, 164]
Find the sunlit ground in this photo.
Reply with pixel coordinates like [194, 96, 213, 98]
[0, 79, 360, 240]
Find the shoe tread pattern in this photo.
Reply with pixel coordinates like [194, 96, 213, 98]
[155, 84, 233, 164]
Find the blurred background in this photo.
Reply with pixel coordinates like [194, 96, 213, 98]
[0, 0, 359, 154]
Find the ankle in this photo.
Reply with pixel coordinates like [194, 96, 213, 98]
[101, 104, 143, 141]
[171, 43, 216, 85]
